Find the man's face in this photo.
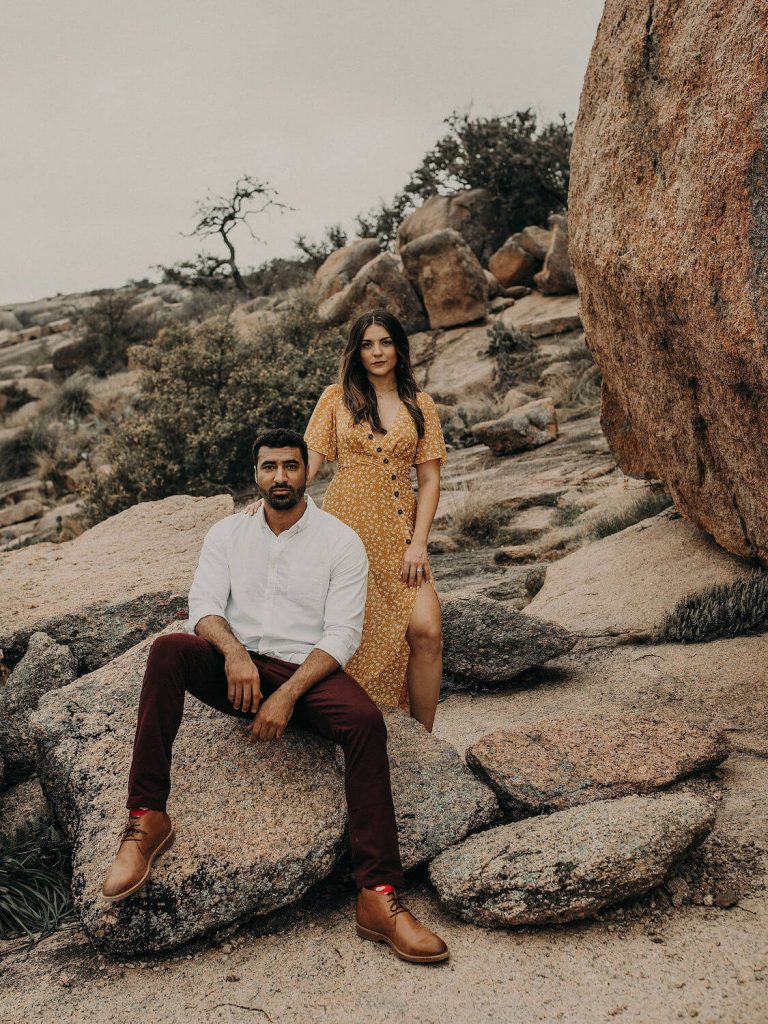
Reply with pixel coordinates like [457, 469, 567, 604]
[255, 447, 307, 510]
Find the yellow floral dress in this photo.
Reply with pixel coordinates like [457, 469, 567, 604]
[304, 384, 447, 708]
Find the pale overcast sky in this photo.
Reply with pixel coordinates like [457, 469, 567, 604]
[1, 0, 604, 305]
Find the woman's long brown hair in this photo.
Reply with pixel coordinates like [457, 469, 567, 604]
[339, 308, 425, 438]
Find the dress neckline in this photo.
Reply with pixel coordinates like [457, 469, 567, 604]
[370, 400, 405, 436]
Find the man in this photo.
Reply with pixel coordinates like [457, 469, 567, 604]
[102, 427, 449, 964]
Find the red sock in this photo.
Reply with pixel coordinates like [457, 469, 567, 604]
[129, 807, 149, 818]
[367, 884, 396, 894]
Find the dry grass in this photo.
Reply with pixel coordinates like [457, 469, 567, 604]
[442, 479, 512, 543]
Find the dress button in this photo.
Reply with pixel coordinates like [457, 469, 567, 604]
[391, 474, 396, 480]
[383, 458, 389, 464]
[405, 538, 411, 544]
[376, 447, 382, 453]
[394, 490, 399, 497]
[368, 433, 373, 440]
[397, 509, 403, 515]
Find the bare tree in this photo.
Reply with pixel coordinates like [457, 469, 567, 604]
[184, 175, 292, 295]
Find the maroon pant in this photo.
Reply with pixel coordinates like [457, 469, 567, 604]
[127, 633, 404, 890]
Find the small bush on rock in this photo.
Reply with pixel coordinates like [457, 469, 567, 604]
[655, 571, 768, 644]
[0, 421, 57, 481]
[445, 481, 512, 543]
[486, 321, 536, 392]
[78, 292, 159, 375]
[43, 373, 94, 420]
[0, 824, 75, 943]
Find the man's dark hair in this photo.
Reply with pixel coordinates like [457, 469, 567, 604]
[252, 428, 308, 468]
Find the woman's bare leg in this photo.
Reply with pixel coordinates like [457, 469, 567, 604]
[405, 583, 443, 732]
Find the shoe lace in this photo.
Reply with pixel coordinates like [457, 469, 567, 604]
[386, 890, 411, 919]
[119, 819, 147, 844]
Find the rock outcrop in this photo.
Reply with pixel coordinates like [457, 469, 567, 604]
[400, 229, 488, 330]
[312, 239, 380, 303]
[0, 493, 232, 671]
[317, 253, 427, 333]
[429, 792, 715, 927]
[488, 237, 538, 288]
[396, 189, 501, 264]
[465, 715, 730, 817]
[533, 213, 576, 295]
[471, 398, 558, 456]
[499, 292, 581, 338]
[0, 632, 77, 776]
[383, 711, 499, 868]
[31, 629, 349, 955]
[441, 595, 576, 686]
[569, 0, 768, 561]
[526, 507, 752, 639]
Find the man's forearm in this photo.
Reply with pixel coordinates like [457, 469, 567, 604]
[280, 648, 339, 703]
[194, 615, 249, 660]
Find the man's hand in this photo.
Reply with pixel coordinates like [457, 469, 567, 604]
[249, 687, 296, 742]
[224, 649, 262, 713]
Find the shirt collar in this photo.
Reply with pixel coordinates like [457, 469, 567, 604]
[256, 493, 316, 538]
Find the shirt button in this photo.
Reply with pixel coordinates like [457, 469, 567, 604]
[376, 447, 382, 453]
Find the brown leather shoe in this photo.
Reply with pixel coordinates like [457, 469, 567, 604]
[101, 811, 175, 902]
[356, 887, 449, 963]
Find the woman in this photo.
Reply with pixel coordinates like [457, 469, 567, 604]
[247, 307, 446, 731]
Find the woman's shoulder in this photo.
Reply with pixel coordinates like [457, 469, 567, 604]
[316, 382, 342, 405]
[415, 389, 438, 410]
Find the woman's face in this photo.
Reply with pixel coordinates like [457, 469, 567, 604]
[358, 322, 398, 381]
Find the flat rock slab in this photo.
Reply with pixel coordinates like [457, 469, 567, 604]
[429, 792, 715, 927]
[31, 629, 347, 956]
[382, 710, 499, 869]
[499, 292, 581, 338]
[0, 493, 233, 671]
[526, 507, 751, 640]
[442, 595, 576, 685]
[465, 715, 730, 817]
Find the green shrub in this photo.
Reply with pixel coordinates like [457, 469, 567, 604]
[77, 292, 158, 375]
[588, 490, 672, 540]
[486, 320, 536, 392]
[655, 571, 768, 644]
[83, 293, 342, 523]
[43, 373, 94, 420]
[0, 420, 57, 481]
[0, 825, 75, 943]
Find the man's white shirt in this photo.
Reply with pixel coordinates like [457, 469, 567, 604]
[186, 494, 368, 669]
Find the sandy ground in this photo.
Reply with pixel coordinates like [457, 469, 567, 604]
[1, 659, 767, 1024]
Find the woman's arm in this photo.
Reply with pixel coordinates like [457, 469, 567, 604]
[401, 459, 441, 587]
[306, 448, 325, 487]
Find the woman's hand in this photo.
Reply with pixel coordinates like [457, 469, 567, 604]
[401, 541, 429, 588]
[244, 498, 264, 516]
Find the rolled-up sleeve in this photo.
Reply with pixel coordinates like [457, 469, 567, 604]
[187, 521, 232, 632]
[314, 532, 368, 668]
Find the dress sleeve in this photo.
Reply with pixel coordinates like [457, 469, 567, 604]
[304, 385, 338, 462]
[414, 391, 447, 466]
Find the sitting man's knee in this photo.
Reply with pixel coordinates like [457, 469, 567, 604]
[351, 699, 386, 739]
[148, 632, 196, 664]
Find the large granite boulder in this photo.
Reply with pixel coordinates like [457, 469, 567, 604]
[526, 507, 752, 640]
[396, 189, 502, 264]
[31, 629, 348, 955]
[498, 292, 581, 338]
[429, 792, 715, 927]
[317, 253, 427, 333]
[442, 595, 576, 686]
[400, 229, 488, 330]
[0, 493, 233, 671]
[312, 239, 380, 303]
[533, 213, 577, 295]
[465, 715, 730, 818]
[409, 322, 495, 404]
[0, 632, 77, 777]
[382, 711, 499, 868]
[569, 0, 768, 561]
[471, 398, 558, 456]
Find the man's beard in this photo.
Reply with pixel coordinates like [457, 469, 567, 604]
[259, 482, 306, 511]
